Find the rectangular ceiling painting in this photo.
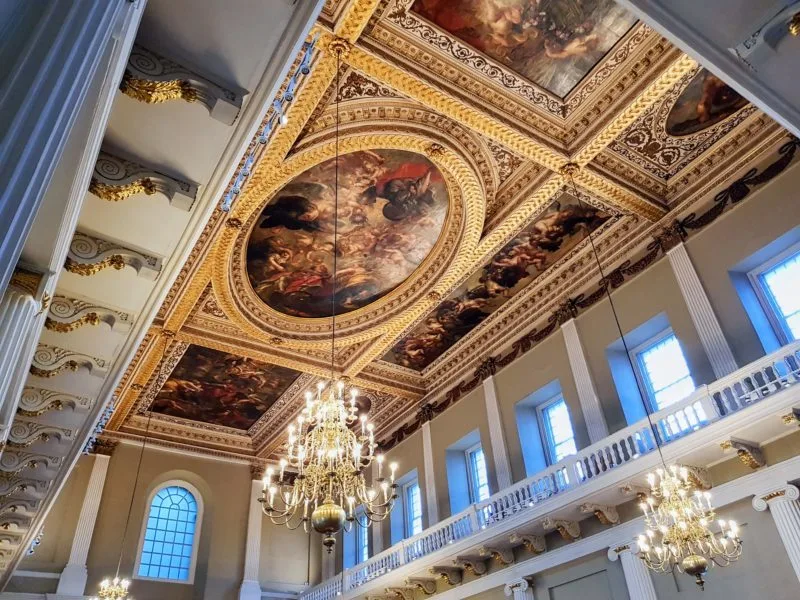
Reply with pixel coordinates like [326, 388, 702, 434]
[383, 195, 610, 370]
[150, 344, 300, 430]
[410, 0, 637, 97]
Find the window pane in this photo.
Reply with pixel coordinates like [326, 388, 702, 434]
[138, 486, 198, 581]
[543, 399, 576, 462]
[356, 522, 369, 564]
[763, 252, 800, 340]
[638, 335, 695, 410]
[467, 447, 490, 502]
[405, 482, 423, 537]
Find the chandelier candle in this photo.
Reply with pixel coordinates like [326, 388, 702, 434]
[637, 465, 742, 589]
[260, 380, 397, 552]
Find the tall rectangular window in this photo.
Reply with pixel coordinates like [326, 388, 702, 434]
[634, 331, 695, 411]
[356, 521, 369, 564]
[465, 444, 490, 503]
[756, 249, 800, 343]
[403, 481, 423, 538]
[538, 397, 576, 464]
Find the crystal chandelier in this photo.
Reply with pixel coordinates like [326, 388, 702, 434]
[637, 465, 742, 589]
[91, 577, 131, 600]
[561, 164, 744, 588]
[259, 42, 397, 552]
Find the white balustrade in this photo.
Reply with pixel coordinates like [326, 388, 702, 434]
[300, 341, 800, 600]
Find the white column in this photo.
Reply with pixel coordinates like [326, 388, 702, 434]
[56, 454, 110, 596]
[421, 420, 439, 525]
[239, 478, 264, 600]
[0, 283, 40, 444]
[371, 462, 384, 555]
[667, 244, 737, 378]
[561, 319, 609, 443]
[0, 0, 128, 292]
[322, 546, 336, 581]
[608, 543, 657, 600]
[753, 484, 800, 582]
[483, 376, 513, 490]
[504, 577, 534, 599]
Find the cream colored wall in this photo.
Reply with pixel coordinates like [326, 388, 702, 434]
[494, 331, 589, 481]
[429, 386, 495, 519]
[259, 517, 317, 588]
[86, 443, 251, 600]
[687, 161, 800, 366]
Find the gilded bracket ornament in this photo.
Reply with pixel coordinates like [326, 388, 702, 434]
[7, 419, 73, 449]
[45, 295, 133, 334]
[0, 513, 31, 532]
[720, 437, 765, 469]
[64, 232, 161, 280]
[0, 451, 60, 476]
[90, 150, 197, 210]
[405, 577, 437, 595]
[18, 387, 92, 418]
[429, 566, 462, 585]
[384, 587, 415, 600]
[542, 517, 580, 541]
[682, 465, 712, 490]
[121, 44, 242, 125]
[29, 344, 108, 380]
[781, 406, 800, 426]
[0, 477, 48, 499]
[478, 545, 514, 565]
[508, 532, 546, 554]
[579, 502, 620, 525]
[453, 555, 487, 576]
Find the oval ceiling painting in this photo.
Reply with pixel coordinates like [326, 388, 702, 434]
[665, 69, 748, 137]
[246, 149, 449, 318]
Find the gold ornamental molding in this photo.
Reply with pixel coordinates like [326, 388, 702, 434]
[17, 387, 92, 418]
[213, 132, 482, 350]
[8, 267, 43, 298]
[90, 150, 197, 210]
[29, 344, 108, 380]
[64, 232, 162, 280]
[121, 45, 243, 126]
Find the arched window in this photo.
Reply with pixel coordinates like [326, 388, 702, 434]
[135, 482, 203, 583]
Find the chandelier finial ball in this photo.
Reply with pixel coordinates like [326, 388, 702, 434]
[311, 501, 347, 537]
[681, 554, 709, 589]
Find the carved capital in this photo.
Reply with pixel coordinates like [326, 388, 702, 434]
[121, 45, 242, 125]
[90, 150, 197, 210]
[509, 532, 546, 554]
[418, 402, 435, 423]
[92, 438, 119, 457]
[753, 484, 800, 511]
[542, 517, 580, 541]
[504, 577, 534, 597]
[579, 503, 620, 525]
[474, 356, 498, 381]
[8, 267, 43, 298]
[64, 232, 162, 279]
[45, 295, 133, 334]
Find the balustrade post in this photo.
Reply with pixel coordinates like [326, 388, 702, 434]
[342, 567, 351, 591]
[694, 385, 721, 422]
[467, 504, 481, 532]
[397, 541, 407, 566]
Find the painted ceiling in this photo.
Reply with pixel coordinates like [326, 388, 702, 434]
[100, 0, 781, 463]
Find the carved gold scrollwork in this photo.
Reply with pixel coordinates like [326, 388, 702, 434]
[120, 73, 198, 104]
[64, 255, 126, 276]
[89, 178, 156, 201]
[45, 312, 100, 333]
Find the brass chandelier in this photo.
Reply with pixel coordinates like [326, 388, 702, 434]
[637, 466, 742, 589]
[92, 577, 131, 600]
[563, 165, 743, 589]
[260, 44, 397, 552]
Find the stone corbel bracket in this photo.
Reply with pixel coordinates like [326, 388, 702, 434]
[90, 150, 197, 210]
[64, 232, 161, 280]
[45, 295, 133, 334]
[619, 483, 648, 501]
[7, 419, 73, 449]
[720, 438, 765, 469]
[453, 555, 488, 576]
[18, 387, 92, 417]
[0, 478, 48, 500]
[405, 577, 437, 595]
[0, 512, 31, 532]
[0, 499, 39, 518]
[781, 406, 800, 426]
[579, 503, 620, 525]
[478, 545, 514, 565]
[0, 451, 61, 477]
[430, 565, 463, 585]
[542, 517, 581, 541]
[509, 532, 546, 554]
[29, 344, 108, 380]
[121, 44, 243, 125]
[384, 587, 415, 600]
[682, 465, 712, 490]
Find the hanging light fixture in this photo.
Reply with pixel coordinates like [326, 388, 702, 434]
[561, 164, 742, 589]
[260, 41, 397, 553]
[90, 332, 170, 600]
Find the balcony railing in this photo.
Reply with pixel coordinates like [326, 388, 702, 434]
[302, 341, 800, 600]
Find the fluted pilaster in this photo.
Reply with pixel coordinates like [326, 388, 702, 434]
[608, 543, 657, 600]
[562, 319, 608, 443]
[484, 376, 513, 490]
[239, 479, 264, 600]
[753, 484, 800, 582]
